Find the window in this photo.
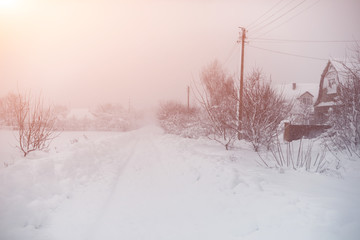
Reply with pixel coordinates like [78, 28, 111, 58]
[301, 97, 312, 105]
[328, 78, 335, 88]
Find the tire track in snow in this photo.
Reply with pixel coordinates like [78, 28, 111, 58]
[45, 131, 143, 240]
[84, 133, 141, 240]
[86, 127, 170, 240]
[104, 137, 140, 204]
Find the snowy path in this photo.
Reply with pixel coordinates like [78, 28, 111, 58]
[1, 127, 360, 240]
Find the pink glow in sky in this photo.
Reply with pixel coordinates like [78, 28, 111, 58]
[1, 0, 359, 109]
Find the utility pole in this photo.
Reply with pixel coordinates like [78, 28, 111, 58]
[187, 85, 190, 113]
[237, 27, 246, 140]
[128, 97, 131, 113]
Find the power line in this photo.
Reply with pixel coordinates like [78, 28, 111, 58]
[223, 42, 239, 66]
[246, 0, 285, 29]
[252, 0, 322, 39]
[248, 44, 328, 61]
[248, 0, 298, 31]
[248, 38, 359, 43]
[250, 0, 307, 36]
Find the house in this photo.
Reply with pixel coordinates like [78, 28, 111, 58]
[281, 59, 351, 140]
[295, 91, 315, 124]
[298, 91, 314, 106]
[314, 59, 348, 123]
[276, 82, 318, 124]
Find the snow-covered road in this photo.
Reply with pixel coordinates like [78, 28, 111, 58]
[1, 126, 360, 240]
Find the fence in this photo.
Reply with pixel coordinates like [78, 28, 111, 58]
[283, 122, 330, 142]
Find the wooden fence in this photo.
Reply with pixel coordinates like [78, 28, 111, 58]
[283, 122, 331, 142]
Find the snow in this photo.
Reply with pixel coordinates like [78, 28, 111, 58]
[1, 126, 360, 240]
[329, 58, 349, 84]
[275, 83, 319, 101]
[316, 101, 337, 107]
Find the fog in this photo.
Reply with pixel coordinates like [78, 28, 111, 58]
[1, 0, 359, 109]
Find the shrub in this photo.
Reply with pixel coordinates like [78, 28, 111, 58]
[157, 101, 207, 138]
[12, 92, 59, 157]
[194, 60, 237, 150]
[242, 69, 291, 151]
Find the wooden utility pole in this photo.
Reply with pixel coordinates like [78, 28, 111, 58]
[238, 27, 246, 139]
[128, 97, 131, 113]
[187, 85, 190, 112]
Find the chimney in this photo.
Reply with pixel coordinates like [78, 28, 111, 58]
[292, 83, 296, 90]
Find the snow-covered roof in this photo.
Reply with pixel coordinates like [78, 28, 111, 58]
[299, 91, 314, 98]
[67, 108, 96, 120]
[316, 101, 336, 107]
[274, 83, 319, 101]
[329, 58, 347, 72]
[328, 58, 351, 84]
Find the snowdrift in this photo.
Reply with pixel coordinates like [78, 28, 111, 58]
[0, 126, 359, 240]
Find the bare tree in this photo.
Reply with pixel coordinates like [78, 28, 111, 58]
[242, 69, 291, 151]
[0, 93, 18, 127]
[326, 44, 360, 157]
[194, 60, 237, 150]
[12, 92, 59, 157]
[0, 97, 6, 126]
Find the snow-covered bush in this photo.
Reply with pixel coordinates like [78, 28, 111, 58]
[52, 103, 141, 132]
[92, 103, 136, 131]
[193, 62, 290, 151]
[242, 69, 291, 151]
[194, 60, 238, 149]
[53, 105, 70, 130]
[157, 101, 207, 138]
[0, 93, 19, 128]
[10, 92, 59, 157]
[0, 97, 6, 127]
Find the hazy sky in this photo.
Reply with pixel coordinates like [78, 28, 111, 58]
[1, 0, 359, 109]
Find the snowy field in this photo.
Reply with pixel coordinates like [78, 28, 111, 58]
[0, 126, 360, 240]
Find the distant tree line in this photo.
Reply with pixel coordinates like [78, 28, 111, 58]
[0, 93, 142, 156]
